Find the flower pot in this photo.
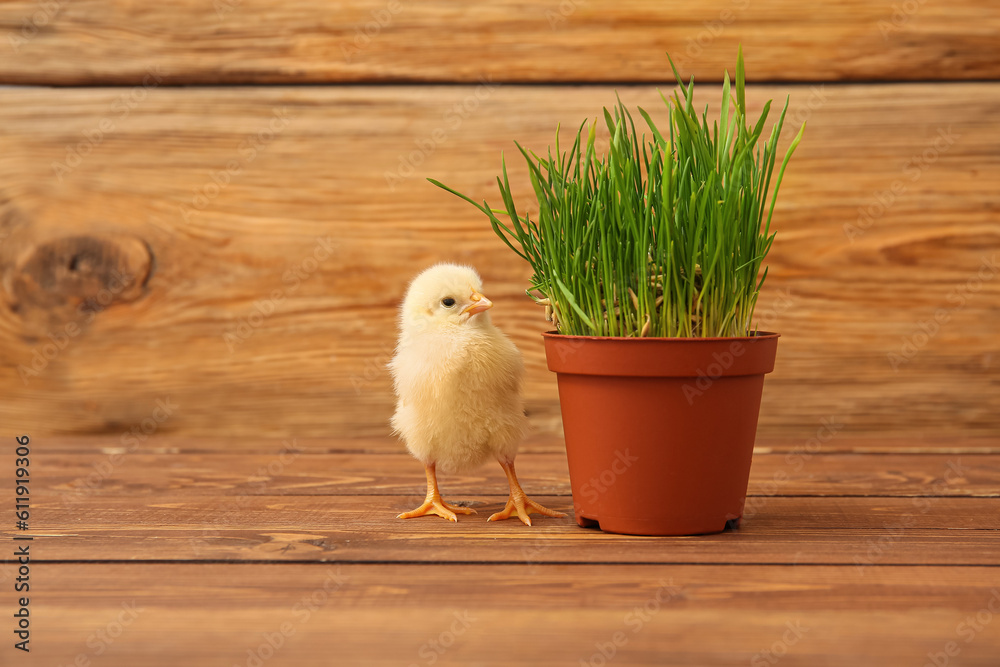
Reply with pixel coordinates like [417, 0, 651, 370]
[543, 331, 779, 536]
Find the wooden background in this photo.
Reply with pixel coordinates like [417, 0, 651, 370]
[1, 0, 998, 443]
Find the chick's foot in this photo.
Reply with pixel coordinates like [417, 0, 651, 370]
[397, 462, 477, 522]
[488, 458, 567, 527]
[487, 494, 566, 526]
[398, 498, 476, 522]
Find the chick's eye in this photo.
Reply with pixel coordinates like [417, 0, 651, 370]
[441, 297, 456, 308]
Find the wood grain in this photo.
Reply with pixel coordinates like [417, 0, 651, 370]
[2, 437, 998, 665]
[2, 442, 995, 564]
[11, 495, 1000, 564]
[1, 1, 998, 85]
[21, 449, 1000, 498]
[26, 563, 1000, 667]
[28, 434, 1000, 454]
[1, 83, 998, 439]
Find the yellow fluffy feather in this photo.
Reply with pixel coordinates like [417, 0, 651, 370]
[389, 263, 565, 525]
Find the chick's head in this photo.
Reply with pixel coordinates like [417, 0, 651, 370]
[400, 263, 494, 334]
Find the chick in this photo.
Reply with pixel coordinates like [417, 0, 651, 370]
[389, 263, 566, 525]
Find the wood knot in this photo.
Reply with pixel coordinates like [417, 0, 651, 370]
[6, 235, 152, 332]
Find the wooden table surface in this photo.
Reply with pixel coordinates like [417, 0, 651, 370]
[4, 435, 999, 666]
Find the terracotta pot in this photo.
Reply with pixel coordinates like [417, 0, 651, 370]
[543, 331, 779, 536]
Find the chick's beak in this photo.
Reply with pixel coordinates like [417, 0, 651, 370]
[463, 291, 494, 316]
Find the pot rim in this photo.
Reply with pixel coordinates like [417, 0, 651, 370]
[542, 330, 780, 376]
[541, 330, 780, 343]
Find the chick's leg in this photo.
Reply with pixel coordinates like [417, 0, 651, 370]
[397, 462, 477, 522]
[488, 458, 567, 526]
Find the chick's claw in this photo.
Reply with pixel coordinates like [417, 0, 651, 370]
[488, 495, 566, 526]
[397, 499, 477, 522]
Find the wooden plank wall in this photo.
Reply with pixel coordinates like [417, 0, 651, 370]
[1, 1, 998, 442]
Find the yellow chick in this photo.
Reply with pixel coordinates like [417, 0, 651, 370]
[389, 263, 566, 525]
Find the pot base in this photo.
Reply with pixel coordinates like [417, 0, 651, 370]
[574, 512, 743, 536]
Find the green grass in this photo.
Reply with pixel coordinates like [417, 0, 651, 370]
[430, 47, 805, 338]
